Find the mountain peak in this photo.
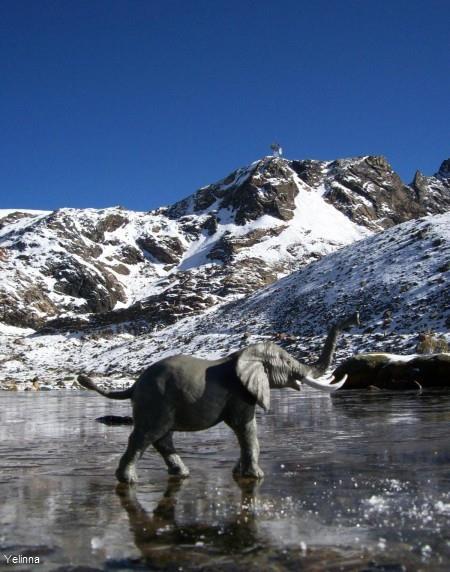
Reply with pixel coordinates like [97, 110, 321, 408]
[167, 155, 299, 224]
[437, 159, 450, 179]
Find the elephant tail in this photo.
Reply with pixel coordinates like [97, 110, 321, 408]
[77, 374, 135, 400]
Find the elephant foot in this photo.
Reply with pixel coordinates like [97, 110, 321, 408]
[166, 454, 190, 478]
[234, 465, 264, 479]
[115, 465, 138, 485]
[168, 465, 190, 478]
[243, 466, 264, 479]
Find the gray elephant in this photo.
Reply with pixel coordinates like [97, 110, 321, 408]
[333, 352, 450, 390]
[78, 314, 358, 484]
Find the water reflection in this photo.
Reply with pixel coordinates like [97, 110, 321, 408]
[0, 390, 449, 571]
[116, 478, 261, 569]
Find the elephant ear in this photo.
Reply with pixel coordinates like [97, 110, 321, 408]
[235, 344, 271, 411]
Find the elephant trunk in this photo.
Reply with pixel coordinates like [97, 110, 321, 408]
[313, 312, 360, 375]
[313, 323, 341, 375]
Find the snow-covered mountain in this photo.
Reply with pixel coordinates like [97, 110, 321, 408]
[1, 211, 448, 388]
[1, 155, 448, 333]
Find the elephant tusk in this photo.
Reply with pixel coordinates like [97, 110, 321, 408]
[302, 374, 348, 392]
[315, 374, 336, 385]
[302, 373, 336, 386]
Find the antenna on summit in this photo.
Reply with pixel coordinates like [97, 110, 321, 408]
[270, 142, 283, 157]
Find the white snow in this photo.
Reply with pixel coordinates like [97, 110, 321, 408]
[0, 323, 34, 336]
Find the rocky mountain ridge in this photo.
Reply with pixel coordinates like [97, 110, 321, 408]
[1, 155, 448, 335]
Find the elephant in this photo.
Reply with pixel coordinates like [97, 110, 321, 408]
[78, 313, 358, 484]
[333, 352, 450, 390]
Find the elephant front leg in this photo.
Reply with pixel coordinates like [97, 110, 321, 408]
[232, 458, 242, 476]
[154, 433, 190, 478]
[230, 417, 264, 479]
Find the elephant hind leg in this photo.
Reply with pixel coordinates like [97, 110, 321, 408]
[116, 424, 171, 484]
[154, 432, 190, 478]
[116, 429, 148, 484]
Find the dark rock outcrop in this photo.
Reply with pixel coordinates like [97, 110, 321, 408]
[47, 258, 125, 313]
[437, 159, 450, 179]
[117, 245, 145, 264]
[0, 285, 57, 329]
[221, 161, 298, 224]
[410, 159, 450, 214]
[169, 157, 299, 224]
[207, 227, 286, 263]
[137, 235, 185, 264]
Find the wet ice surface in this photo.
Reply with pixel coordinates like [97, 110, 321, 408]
[0, 390, 449, 571]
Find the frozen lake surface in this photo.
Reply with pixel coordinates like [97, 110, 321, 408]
[0, 389, 449, 571]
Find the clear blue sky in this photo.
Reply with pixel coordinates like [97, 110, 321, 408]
[1, 0, 448, 211]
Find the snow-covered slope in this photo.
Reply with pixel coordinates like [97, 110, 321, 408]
[1, 212, 448, 388]
[211, 211, 450, 337]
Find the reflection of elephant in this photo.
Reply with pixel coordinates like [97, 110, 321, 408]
[78, 314, 358, 484]
[116, 478, 260, 566]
